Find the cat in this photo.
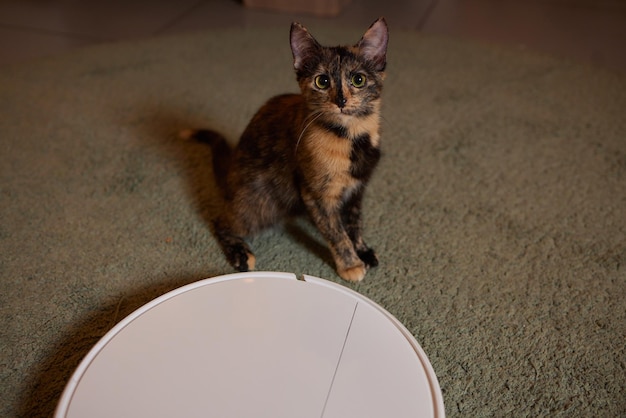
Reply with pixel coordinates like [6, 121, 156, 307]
[181, 18, 388, 282]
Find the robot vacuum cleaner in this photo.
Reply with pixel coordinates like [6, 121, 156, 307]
[56, 272, 445, 417]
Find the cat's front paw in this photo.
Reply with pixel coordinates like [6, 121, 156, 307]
[338, 263, 367, 282]
[357, 247, 379, 268]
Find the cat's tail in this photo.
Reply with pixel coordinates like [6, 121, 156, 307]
[179, 129, 231, 194]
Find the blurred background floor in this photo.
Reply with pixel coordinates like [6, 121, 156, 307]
[0, 0, 625, 72]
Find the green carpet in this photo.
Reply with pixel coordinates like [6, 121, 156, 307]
[1, 25, 625, 417]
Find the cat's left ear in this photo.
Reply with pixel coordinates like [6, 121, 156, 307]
[356, 17, 389, 71]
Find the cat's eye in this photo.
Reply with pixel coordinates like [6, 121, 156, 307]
[314, 75, 330, 89]
[351, 73, 367, 88]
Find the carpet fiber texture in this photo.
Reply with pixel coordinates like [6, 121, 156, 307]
[1, 26, 625, 417]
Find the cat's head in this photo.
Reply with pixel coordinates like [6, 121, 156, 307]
[290, 18, 388, 121]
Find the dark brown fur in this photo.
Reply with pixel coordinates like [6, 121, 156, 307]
[183, 18, 388, 282]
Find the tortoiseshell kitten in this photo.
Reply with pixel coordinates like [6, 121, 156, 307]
[182, 18, 388, 282]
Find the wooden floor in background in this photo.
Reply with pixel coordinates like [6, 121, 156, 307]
[0, 0, 624, 72]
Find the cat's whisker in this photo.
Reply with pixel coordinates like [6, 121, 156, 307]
[295, 111, 324, 154]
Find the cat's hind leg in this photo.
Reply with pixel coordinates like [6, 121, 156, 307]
[212, 216, 256, 272]
[212, 186, 288, 271]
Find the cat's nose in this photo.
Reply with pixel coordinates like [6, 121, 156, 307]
[336, 97, 347, 108]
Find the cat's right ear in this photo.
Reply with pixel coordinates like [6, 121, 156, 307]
[290, 22, 320, 72]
